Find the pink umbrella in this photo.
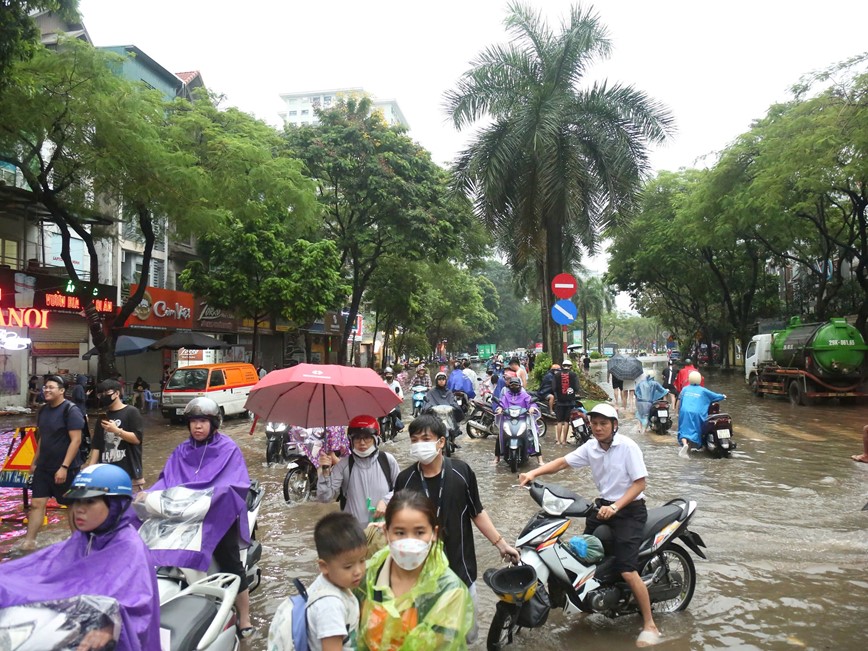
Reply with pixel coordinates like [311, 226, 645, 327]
[244, 363, 401, 428]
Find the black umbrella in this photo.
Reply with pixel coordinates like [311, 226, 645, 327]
[82, 335, 157, 360]
[148, 331, 231, 350]
[606, 354, 645, 381]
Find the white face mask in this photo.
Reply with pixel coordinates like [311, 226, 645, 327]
[409, 441, 440, 464]
[388, 537, 432, 571]
[353, 444, 376, 458]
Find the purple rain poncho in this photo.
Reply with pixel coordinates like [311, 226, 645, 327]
[0, 503, 160, 651]
[677, 385, 726, 446]
[144, 431, 250, 571]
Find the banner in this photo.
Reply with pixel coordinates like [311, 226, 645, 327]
[126, 284, 194, 329]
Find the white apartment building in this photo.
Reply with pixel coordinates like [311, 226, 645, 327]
[278, 87, 409, 128]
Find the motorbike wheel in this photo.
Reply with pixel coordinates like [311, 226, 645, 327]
[644, 542, 696, 612]
[535, 417, 547, 438]
[265, 439, 281, 465]
[487, 601, 519, 650]
[466, 421, 481, 439]
[283, 465, 314, 504]
[381, 418, 393, 442]
[509, 453, 518, 474]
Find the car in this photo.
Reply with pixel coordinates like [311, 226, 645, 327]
[668, 351, 681, 361]
[470, 355, 480, 362]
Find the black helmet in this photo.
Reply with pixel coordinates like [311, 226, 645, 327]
[183, 396, 222, 430]
[507, 375, 522, 387]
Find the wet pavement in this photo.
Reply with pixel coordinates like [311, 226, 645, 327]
[1, 368, 866, 650]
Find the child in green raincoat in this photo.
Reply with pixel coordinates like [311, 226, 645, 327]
[357, 490, 473, 650]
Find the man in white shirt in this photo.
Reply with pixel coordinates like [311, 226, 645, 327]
[519, 403, 661, 647]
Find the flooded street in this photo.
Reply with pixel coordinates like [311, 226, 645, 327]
[2, 367, 866, 650]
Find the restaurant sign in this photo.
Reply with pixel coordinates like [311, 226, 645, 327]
[0, 269, 116, 314]
[127, 284, 194, 329]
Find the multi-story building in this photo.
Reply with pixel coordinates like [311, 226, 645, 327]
[278, 87, 409, 128]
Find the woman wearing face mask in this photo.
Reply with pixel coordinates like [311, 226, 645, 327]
[316, 415, 400, 526]
[358, 489, 472, 650]
[0, 464, 160, 651]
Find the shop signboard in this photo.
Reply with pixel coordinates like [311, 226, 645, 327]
[0, 268, 116, 315]
[126, 284, 194, 329]
[193, 297, 238, 332]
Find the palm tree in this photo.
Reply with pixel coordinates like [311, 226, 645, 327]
[446, 1, 672, 360]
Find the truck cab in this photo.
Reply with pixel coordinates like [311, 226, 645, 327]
[744, 334, 773, 385]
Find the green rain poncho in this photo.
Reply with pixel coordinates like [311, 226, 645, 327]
[357, 541, 473, 650]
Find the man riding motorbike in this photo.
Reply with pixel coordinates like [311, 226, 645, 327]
[422, 371, 464, 447]
[494, 375, 542, 466]
[676, 371, 726, 458]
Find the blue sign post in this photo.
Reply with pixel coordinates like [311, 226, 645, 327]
[551, 299, 577, 326]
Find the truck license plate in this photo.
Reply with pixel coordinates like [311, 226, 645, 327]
[717, 429, 731, 439]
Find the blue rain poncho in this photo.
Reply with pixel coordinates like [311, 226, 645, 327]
[677, 385, 726, 446]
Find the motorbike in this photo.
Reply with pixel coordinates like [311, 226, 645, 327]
[265, 421, 291, 465]
[466, 394, 497, 439]
[411, 384, 428, 417]
[378, 406, 403, 443]
[281, 426, 349, 503]
[159, 573, 241, 651]
[701, 402, 736, 458]
[569, 404, 591, 446]
[496, 405, 539, 473]
[485, 481, 706, 650]
[428, 404, 461, 456]
[453, 390, 470, 415]
[648, 399, 673, 436]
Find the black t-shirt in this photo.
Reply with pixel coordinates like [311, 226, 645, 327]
[395, 457, 484, 586]
[36, 400, 85, 471]
[92, 405, 144, 480]
[553, 369, 579, 405]
[582, 357, 591, 370]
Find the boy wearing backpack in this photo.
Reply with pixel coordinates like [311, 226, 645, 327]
[315, 415, 399, 526]
[267, 512, 367, 651]
[20, 374, 85, 550]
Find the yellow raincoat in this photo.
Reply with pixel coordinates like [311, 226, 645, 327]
[357, 541, 473, 650]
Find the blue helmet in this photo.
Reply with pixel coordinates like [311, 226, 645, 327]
[65, 463, 133, 499]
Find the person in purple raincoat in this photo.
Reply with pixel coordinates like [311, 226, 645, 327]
[494, 375, 543, 465]
[0, 464, 160, 651]
[137, 397, 255, 637]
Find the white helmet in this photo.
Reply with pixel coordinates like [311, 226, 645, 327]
[562, 359, 573, 367]
[588, 403, 618, 421]
[384, 366, 393, 374]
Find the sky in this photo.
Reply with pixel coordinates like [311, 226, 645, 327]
[76, 0, 868, 296]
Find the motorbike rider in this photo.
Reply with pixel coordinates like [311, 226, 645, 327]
[552, 359, 580, 446]
[0, 464, 161, 651]
[674, 357, 703, 395]
[461, 358, 478, 396]
[135, 397, 255, 638]
[317, 415, 400, 526]
[494, 375, 543, 466]
[519, 403, 662, 648]
[635, 373, 669, 432]
[414, 364, 432, 389]
[422, 371, 464, 447]
[383, 366, 404, 430]
[676, 371, 726, 458]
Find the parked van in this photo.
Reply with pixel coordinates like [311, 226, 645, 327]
[160, 362, 259, 422]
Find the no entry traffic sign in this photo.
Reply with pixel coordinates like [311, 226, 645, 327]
[551, 273, 578, 299]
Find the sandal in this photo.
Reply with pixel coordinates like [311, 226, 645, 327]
[238, 626, 255, 639]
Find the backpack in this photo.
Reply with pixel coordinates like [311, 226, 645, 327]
[339, 451, 394, 509]
[58, 400, 90, 464]
[266, 578, 348, 651]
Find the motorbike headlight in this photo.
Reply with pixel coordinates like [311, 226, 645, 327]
[266, 422, 287, 432]
[541, 488, 573, 516]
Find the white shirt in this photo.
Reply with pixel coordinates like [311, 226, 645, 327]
[564, 434, 647, 502]
[386, 379, 403, 399]
[306, 574, 360, 651]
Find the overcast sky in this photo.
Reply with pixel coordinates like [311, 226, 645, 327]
[77, 0, 868, 292]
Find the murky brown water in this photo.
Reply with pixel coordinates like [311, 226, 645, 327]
[2, 368, 866, 650]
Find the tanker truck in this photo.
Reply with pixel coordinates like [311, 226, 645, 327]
[745, 317, 867, 405]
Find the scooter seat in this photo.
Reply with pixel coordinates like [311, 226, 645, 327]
[586, 504, 683, 557]
[160, 594, 219, 651]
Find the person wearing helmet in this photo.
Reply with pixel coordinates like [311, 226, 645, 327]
[382, 366, 404, 431]
[676, 371, 726, 457]
[136, 396, 255, 637]
[415, 364, 432, 388]
[519, 402, 662, 646]
[494, 375, 543, 466]
[552, 359, 580, 446]
[0, 464, 160, 650]
[422, 371, 464, 448]
[316, 415, 400, 527]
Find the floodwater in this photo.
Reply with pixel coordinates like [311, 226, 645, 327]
[1, 367, 866, 650]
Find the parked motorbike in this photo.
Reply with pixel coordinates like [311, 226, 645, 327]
[701, 402, 736, 458]
[453, 390, 470, 415]
[411, 384, 428, 417]
[466, 394, 497, 439]
[648, 399, 673, 436]
[485, 481, 706, 650]
[378, 407, 403, 443]
[496, 405, 539, 473]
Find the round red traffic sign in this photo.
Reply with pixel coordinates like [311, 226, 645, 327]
[551, 273, 578, 299]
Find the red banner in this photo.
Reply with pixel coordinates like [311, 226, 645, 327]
[126, 285, 194, 329]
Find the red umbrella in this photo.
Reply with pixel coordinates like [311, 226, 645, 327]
[244, 364, 401, 428]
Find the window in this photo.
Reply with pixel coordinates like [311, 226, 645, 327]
[209, 370, 225, 388]
[324, 95, 333, 107]
[288, 110, 297, 116]
[166, 369, 207, 390]
[312, 96, 321, 108]
[301, 110, 309, 116]
[151, 258, 165, 288]
[0, 238, 19, 267]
